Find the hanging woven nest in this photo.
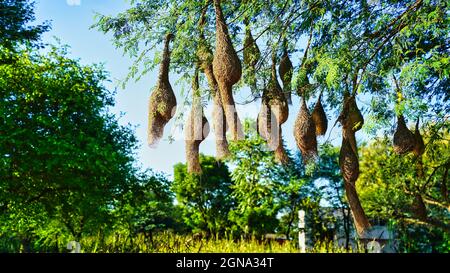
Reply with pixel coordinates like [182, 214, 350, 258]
[243, 22, 260, 94]
[185, 72, 210, 174]
[212, 0, 243, 140]
[311, 94, 328, 136]
[268, 51, 289, 125]
[243, 27, 259, 67]
[341, 95, 364, 133]
[413, 118, 425, 157]
[393, 115, 415, 155]
[294, 96, 318, 162]
[258, 53, 288, 151]
[338, 94, 364, 164]
[279, 42, 293, 105]
[148, 33, 177, 147]
[197, 33, 230, 159]
[339, 136, 360, 183]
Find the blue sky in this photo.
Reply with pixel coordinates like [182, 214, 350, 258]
[34, 0, 345, 178]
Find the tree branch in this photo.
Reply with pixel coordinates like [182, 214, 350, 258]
[402, 217, 450, 233]
[352, 0, 424, 95]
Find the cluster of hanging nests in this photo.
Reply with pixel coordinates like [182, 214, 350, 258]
[146, 0, 424, 176]
[146, 0, 328, 172]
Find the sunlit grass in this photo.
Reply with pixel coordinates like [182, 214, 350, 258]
[1, 230, 364, 253]
[73, 231, 362, 253]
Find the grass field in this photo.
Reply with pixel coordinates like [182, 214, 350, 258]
[69, 232, 363, 253]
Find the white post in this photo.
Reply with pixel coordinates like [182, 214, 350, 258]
[67, 241, 81, 253]
[298, 210, 306, 253]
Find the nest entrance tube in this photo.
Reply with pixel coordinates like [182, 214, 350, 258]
[185, 71, 210, 174]
[294, 96, 317, 163]
[339, 134, 359, 183]
[148, 33, 177, 147]
[274, 126, 290, 165]
[258, 102, 290, 164]
[212, 0, 243, 141]
[344, 179, 372, 236]
[211, 86, 231, 159]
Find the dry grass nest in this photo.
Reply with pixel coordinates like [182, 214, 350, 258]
[258, 57, 289, 152]
[294, 97, 318, 162]
[243, 27, 260, 94]
[279, 47, 293, 105]
[212, 0, 243, 140]
[148, 33, 177, 147]
[393, 115, 416, 155]
[342, 95, 364, 132]
[197, 36, 231, 160]
[311, 95, 328, 136]
[212, 0, 242, 87]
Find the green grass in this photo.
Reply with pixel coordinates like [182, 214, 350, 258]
[1, 231, 364, 253]
[74, 232, 362, 253]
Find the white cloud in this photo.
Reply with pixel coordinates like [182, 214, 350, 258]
[66, 0, 81, 6]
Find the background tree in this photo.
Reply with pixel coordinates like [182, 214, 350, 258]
[0, 44, 143, 248]
[112, 171, 182, 245]
[0, 0, 49, 62]
[314, 143, 354, 250]
[227, 120, 284, 237]
[277, 143, 355, 248]
[173, 155, 234, 236]
[357, 132, 449, 252]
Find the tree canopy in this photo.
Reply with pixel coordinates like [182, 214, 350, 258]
[0, 0, 176, 251]
[0, 0, 49, 63]
[95, 0, 449, 236]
